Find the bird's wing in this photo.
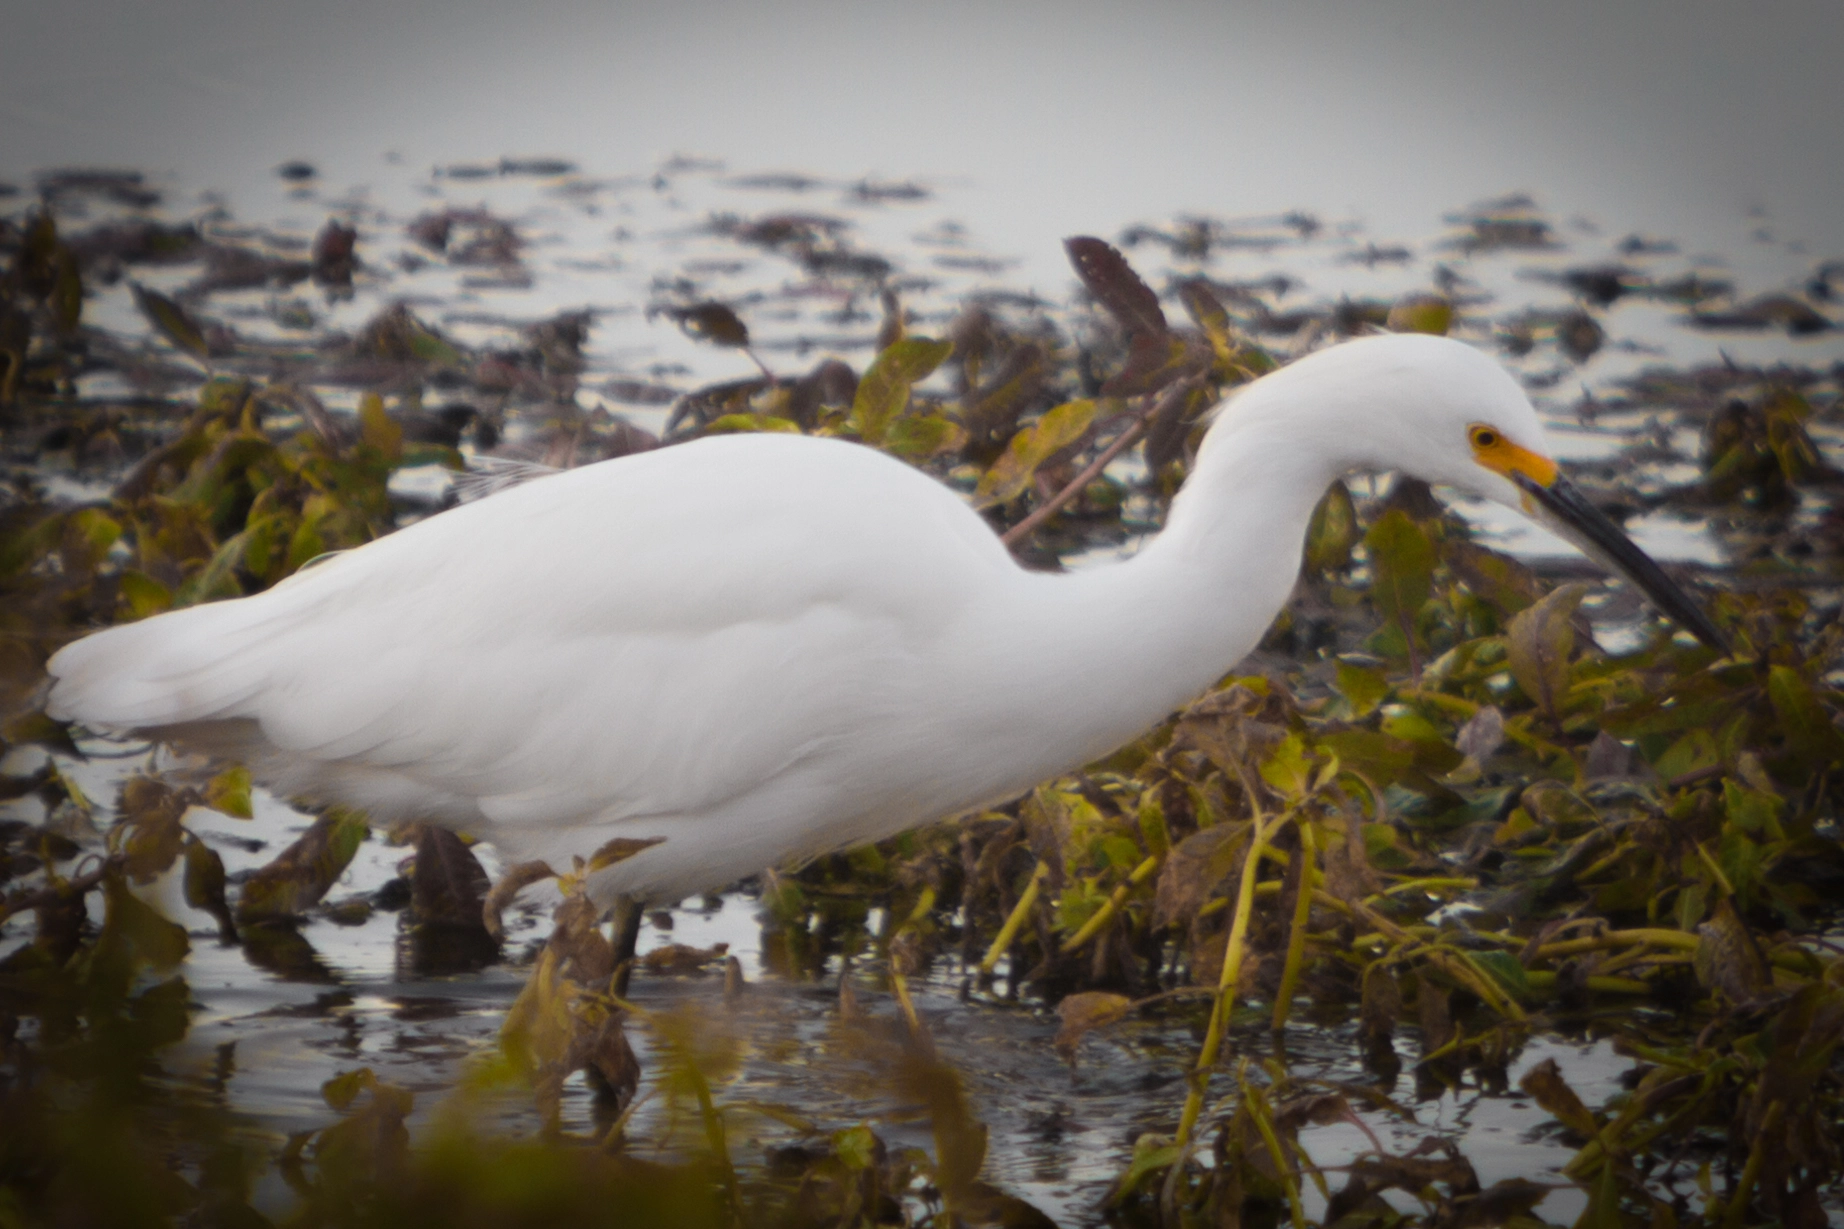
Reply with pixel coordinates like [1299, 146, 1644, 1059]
[48, 434, 1016, 829]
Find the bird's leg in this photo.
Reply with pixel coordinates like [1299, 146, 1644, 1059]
[608, 894, 644, 998]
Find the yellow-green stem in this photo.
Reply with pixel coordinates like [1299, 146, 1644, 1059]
[1175, 811, 1275, 1147]
[979, 862, 1048, 975]
[1060, 853, 1163, 954]
[1271, 818, 1317, 1031]
[1722, 1100, 1783, 1229]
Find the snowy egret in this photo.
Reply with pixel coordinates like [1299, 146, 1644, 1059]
[46, 333, 1720, 907]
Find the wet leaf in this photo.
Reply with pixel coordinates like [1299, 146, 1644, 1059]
[182, 835, 237, 941]
[1517, 1057, 1599, 1139]
[1053, 991, 1133, 1064]
[849, 335, 952, 445]
[641, 942, 730, 974]
[1065, 236, 1166, 337]
[236, 807, 369, 922]
[976, 398, 1095, 506]
[95, 870, 189, 974]
[322, 1066, 378, 1112]
[131, 283, 211, 360]
[707, 411, 800, 434]
[410, 824, 490, 932]
[1505, 583, 1587, 722]
[668, 301, 750, 347]
[1694, 897, 1773, 1005]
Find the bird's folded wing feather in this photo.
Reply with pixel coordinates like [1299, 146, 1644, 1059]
[47, 435, 1013, 829]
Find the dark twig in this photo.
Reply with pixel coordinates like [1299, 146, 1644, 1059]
[1000, 375, 1208, 549]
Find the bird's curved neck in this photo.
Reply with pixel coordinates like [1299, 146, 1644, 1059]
[965, 396, 1342, 776]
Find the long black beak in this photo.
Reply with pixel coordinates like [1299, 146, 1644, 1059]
[1513, 471, 1728, 652]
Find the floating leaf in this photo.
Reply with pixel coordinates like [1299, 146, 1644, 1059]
[1517, 1058, 1599, 1138]
[236, 807, 369, 922]
[131, 283, 211, 360]
[410, 824, 491, 932]
[182, 834, 237, 941]
[976, 398, 1095, 506]
[1505, 583, 1587, 722]
[1054, 991, 1132, 1064]
[667, 301, 750, 347]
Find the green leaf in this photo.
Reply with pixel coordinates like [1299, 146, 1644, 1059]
[357, 393, 404, 460]
[1305, 481, 1359, 574]
[849, 335, 952, 445]
[976, 398, 1095, 506]
[706, 412, 800, 434]
[1364, 510, 1435, 658]
[1386, 293, 1453, 335]
[118, 569, 173, 620]
[1465, 949, 1530, 1001]
[1767, 664, 1844, 765]
[173, 529, 249, 608]
[1505, 583, 1587, 722]
[1259, 732, 1315, 799]
[322, 1067, 378, 1112]
[1334, 660, 1389, 717]
[883, 411, 962, 459]
[205, 765, 254, 818]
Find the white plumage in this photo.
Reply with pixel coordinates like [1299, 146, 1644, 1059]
[46, 334, 1713, 904]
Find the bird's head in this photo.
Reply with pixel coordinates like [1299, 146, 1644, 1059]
[1247, 334, 1728, 651]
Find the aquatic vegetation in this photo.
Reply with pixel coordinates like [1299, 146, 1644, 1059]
[2, 169, 1842, 1227]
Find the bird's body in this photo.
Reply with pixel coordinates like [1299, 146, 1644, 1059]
[46, 334, 1719, 904]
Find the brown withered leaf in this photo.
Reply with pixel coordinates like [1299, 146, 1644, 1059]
[482, 859, 556, 940]
[549, 893, 616, 985]
[410, 825, 490, 932]
[1506, 583, 1588, 723]
[640, 942, 730, 975]
[116, 776, 188, 885]
[1517, 1057, 1600, 1140]
[588, 835, 665, 871]
[1153, 823, 1252, 930]
[1695, 896, 1774, 1006]
[664, 301, 750, 347]
[1445, 540, 1546, 616]
[236, 808, 369, 923]
[1065, 236, 1167, 338]
[1451, 1178, 1552, 1228]
[1101, 332, 1211, 398]
[1361, 965, 1403, 1043]
[1053, 991, 1133, 1065]
[579, 1010, 640, 1110]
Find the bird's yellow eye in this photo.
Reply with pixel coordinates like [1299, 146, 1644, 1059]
[1468, 422, 1559, 488]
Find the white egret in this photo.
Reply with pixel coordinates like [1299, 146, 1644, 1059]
[46, 333, 1721, 910]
